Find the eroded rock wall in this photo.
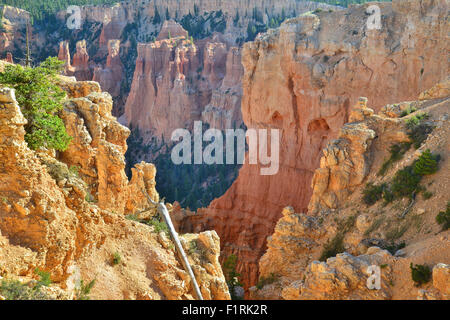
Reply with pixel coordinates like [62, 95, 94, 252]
[251, 79, 450, 300]
[124, 22, 244, 143]
[0, 78, 230, 300]
[181, 0, 450, 289]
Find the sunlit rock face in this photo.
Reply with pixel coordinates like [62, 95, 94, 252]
[178, 0, 449, 290]
[124, 21, 244, 143]
[0, 77, 230, 300]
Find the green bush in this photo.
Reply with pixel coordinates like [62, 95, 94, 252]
[362, 183, 384, 206]
[34, 268, 52, 289]
[223, 254, 243, 300]
[413, 149, 440, 175]
[0, 279, 50, 300]
[391, 166, 422, 199]
[0, 57, 71, 151]
[410, 263, 431, 286]
[319, 216, 355, 261]
[75, 279, 96, 300]
[319, 233, 345, 262]
[436, 203, 450, 231]
[0, 268, 52, 300]
[146, 217, 170, 236]
[256, 273, 279, 290]
[400, 105, 417, 117]
[405, 113, 433, 149]
[422, 191, 433, 200]
[112, 252, 122, 266]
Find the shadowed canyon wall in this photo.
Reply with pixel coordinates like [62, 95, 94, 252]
[176, 0, 450, 289]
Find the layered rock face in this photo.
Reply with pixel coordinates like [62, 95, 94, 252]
[0, 78, 229, 300]
[124, 21, 243, 142]
[93, 39, 124, 98]
[51, 1, 334, 118]
[251, 80, 450, 300]
[56, 0, 335, 43]
[180, 0, 450, 289]
[57, 40, 93, 81]
[71, 40, 92, 81]
[0, 6, 30, 56]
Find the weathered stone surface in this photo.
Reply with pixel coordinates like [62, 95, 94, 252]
[183, 0, 449, 290]
[93, 39, 124, 98]
[0, 6, 30, 55]
[124, 22, 243, 143]
[0, 80, 229, 300]
[249, 78, 450, 299]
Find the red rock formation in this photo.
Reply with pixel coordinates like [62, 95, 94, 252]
[55, 0, 336, 45]
[98, 19, 127, 57]
[124, 22, 243, 142]
[72, 40, 92, 81]
[202, 47, 244, 130]
[58, 41, 75, 74]
[0, 79, 230, 300]
[0, 6, 30, 54]
[93, 39, 124, 98]
[179, 0, 450, 290]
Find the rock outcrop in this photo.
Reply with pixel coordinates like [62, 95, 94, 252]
[0, 78, 230, 300]
[58, 41, 75, 75]
[54, 0, 336, 45]
[71, 40, 92, 81]
[181, 0, 450, 289]
[57, 40, 93, 81]
[156, 20, 188, 41]
[124, 21, 244, 143]
[250, 77, 450, 299]
[93, 39, 124, 99]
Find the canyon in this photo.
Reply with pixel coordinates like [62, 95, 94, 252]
[0, 1, 337, 211]
[176, 0, 450, 289]
[0, 0, 449, 300]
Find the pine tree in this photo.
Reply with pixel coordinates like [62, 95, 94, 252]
[414, 149, 439, 175]
[165, 7, 170, 20]
[153, 6, 161, 24]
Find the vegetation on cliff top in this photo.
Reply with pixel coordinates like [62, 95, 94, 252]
[0, 57, 72, 151]
[1, 0, 393, 23]
[410, 263, 432, 286]
[1, 1, 119, 21]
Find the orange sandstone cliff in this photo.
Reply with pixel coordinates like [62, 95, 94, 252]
[0, 67, 230, 300]
[251, 79, 450, 300]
